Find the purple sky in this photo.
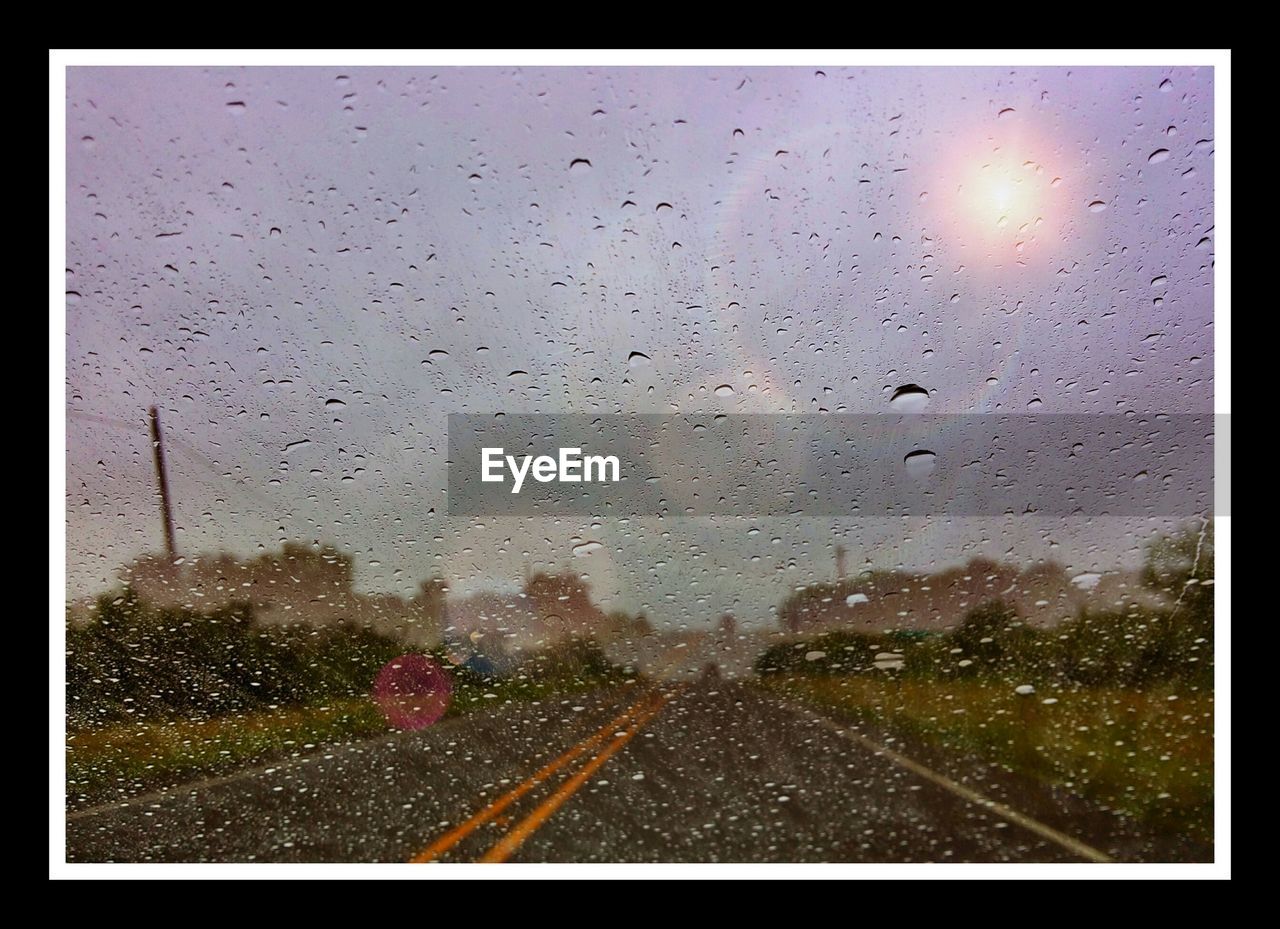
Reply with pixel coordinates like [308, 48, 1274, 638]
[65, 66, 1214, 627]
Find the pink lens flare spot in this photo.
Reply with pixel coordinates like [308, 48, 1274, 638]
[372, 654, 452, 730]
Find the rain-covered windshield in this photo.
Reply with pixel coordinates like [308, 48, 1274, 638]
[60, 58, 1223, 870]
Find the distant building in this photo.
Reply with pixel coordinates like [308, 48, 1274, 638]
[781, 559, 1170, 634]
[92, 543, 443, 646]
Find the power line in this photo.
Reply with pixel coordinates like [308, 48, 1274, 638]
[66, 409, 147, 432]
[67, 407, 280, 512]
[166, 440, 280, 511]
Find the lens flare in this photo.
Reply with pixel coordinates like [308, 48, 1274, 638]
[372, 654, 452, 731]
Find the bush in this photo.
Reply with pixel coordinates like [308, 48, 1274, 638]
[66, 588, 404, 729]
[756, 630, 887, 676]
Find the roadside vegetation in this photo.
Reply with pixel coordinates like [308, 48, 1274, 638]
[757, 524, 1214, 843]
[66, 590, 634, 810]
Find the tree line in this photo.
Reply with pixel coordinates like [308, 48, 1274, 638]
[758, 524, 1214, 688]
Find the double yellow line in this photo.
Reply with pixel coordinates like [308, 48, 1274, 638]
[410, 687, 672, 863]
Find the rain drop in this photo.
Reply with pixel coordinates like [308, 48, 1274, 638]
[889, 384, 929, 412]
[904, 450, 936, 480]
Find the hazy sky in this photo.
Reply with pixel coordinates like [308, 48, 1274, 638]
[65, 66, 1214, 627]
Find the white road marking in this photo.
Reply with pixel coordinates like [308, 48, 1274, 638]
[786, 702, 1114, 863]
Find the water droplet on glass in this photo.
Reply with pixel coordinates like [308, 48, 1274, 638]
[1071, 572, 1102, 591]
[904, 449, 936, 480]
[889, 384, 929, 412]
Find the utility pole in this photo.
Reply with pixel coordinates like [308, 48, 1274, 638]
[148, 406, 178, 562]
[835, 544, 847, 581]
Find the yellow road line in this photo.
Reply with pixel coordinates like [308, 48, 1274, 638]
[796, 705, 1114, 863]
[409, 690, 662, 863]
[478, 693, 672, 863]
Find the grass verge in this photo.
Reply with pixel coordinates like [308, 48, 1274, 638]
[760, 674, 1212, 845]
[67, 674, 633, 811]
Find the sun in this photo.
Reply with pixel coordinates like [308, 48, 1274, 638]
[924, 114, 1073, 265]
[927, 135, 1069, 270]
[969, 160, 1040, 234]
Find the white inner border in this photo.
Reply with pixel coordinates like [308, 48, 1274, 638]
[49, 47, 1231, 880]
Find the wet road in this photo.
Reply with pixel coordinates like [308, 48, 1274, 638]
[67, 681, 1120, 863]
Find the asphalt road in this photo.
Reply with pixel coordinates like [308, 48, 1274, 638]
[66, 681, 1159, 863]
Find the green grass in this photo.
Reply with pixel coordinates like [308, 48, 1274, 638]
[66, 698, 386, 808]
[67, 672, 635, 810]
[760, 674, 1213, 844]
